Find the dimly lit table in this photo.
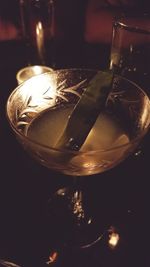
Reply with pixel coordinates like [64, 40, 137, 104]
[0, 40, 150, 267]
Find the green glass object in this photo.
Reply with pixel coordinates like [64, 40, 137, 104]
[56, 71, 114, 151]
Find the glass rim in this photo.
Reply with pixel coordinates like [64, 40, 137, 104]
[6, 69, 150, 156]
[114, 20, 150, 35]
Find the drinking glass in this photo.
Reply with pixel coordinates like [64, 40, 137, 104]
[6, 69, 150, 249]
[110, 14, 150, 96]
[19, 0, 55, 66]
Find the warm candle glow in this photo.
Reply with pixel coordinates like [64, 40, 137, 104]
[108, 231, 120, 248]
[16, 65, 53, 84]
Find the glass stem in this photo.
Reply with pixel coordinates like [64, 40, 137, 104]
[70, 176, 87, 225]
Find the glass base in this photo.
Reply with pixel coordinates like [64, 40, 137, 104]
[48, 186, 110, 249]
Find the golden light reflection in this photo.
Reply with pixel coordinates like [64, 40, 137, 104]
[141, 98, 150, 129]
[22, 74, 57, 109]
[72, 191, 85, 221]
[108, 227, 120, 249]
[47, 251, 58, 264]
[16, 65, 53, 84]
[31, 65, 46, 75]
[36, 21, 45, 63]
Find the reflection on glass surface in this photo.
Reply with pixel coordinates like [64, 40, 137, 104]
[108, 226, 120, 249]
[0, 260, 21, 267]
[46, 251, 58, 265]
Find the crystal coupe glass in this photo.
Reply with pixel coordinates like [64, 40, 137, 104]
[6, 69, 150, 248]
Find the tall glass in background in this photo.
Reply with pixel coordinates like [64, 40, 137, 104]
[110, 14, 150, 96]
[19, 0, 87, 69]
[19, 0, 55, 67]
